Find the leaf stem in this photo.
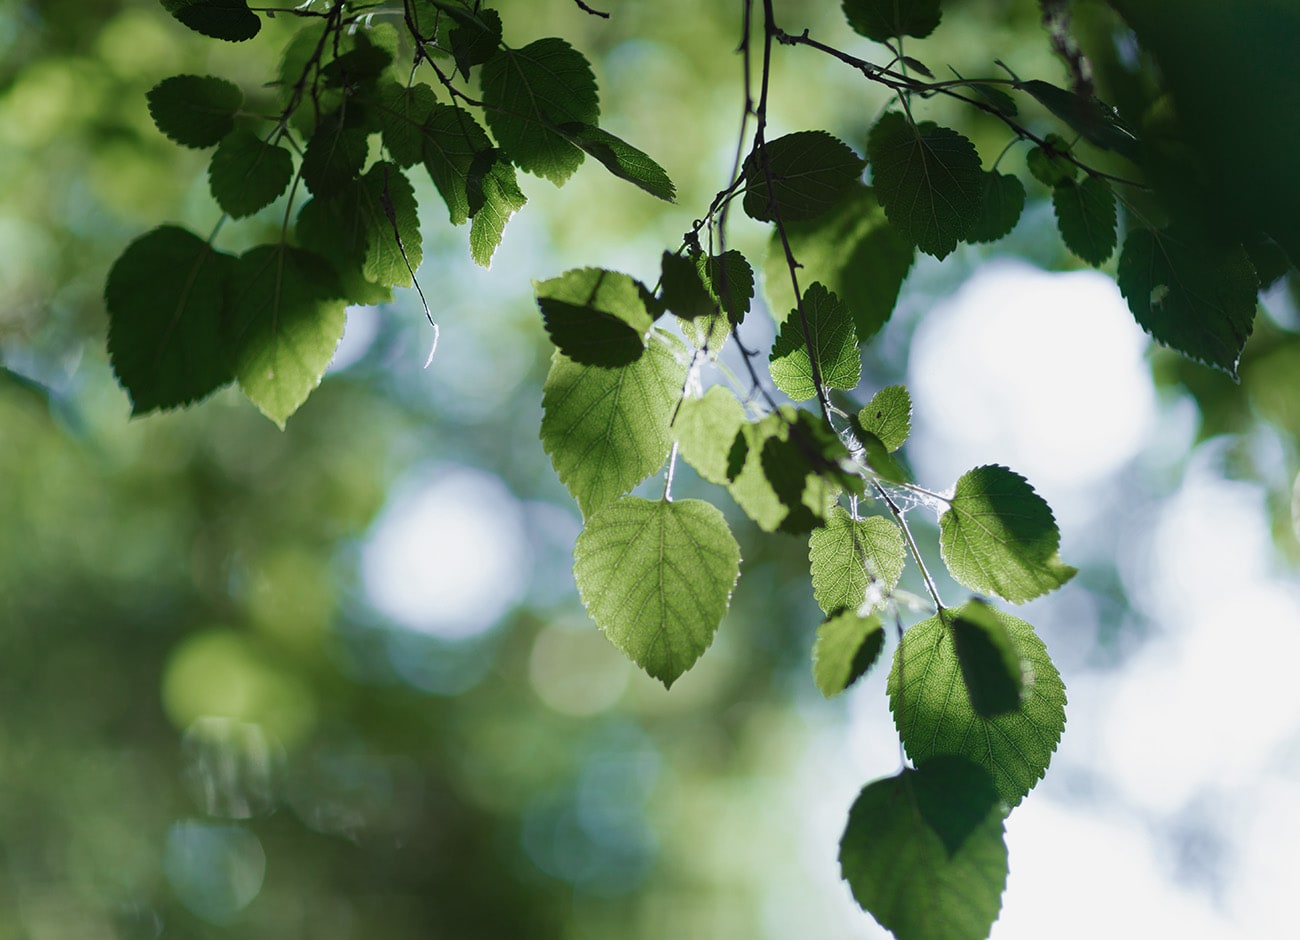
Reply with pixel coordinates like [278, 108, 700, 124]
[874, 482, 943, 612]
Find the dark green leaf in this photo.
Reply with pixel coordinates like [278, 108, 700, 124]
[939, 465, 1076, 603]
[764, 184, 914, 342]
[698, 250, 753, 325]
[160, 0, 260, 42]
[374, 81, 437, 168]
[889, 608, 1066, 806]
[868, 113, 984, 259]
[480, 38, 599, 185]
[1052, 176, 1117, 265]
[559, 123, 676, 202]
[1016, 80, 1140, 162]
[813, 611, 885, 697]
[321, 34, 393, 87]
[858, 384, 911, 452]
[743, 130, 865, 223]
[1026, 133, 1076, 187]
[467, 150, 527, 267]
[674, 386, 747, 485]
[967, 82, 1018, 117]
[967, 170, 1025, 243]
[841, 0, 942, 42]
[146, 75, 243, 148]
[301, 114, 370, 198]
[420, 104, 494, 225]
[758, 410, 858, 535]
[769, 283, 861, 401]
[1117, 227, 1259, 376]
[659, 252, 714, 320]
[573, 496, 741, 687]
[840, 760, 1007, 940]
[449, 7, 502, 79]
[808, 506, 905, 614]
[207, 129, 293, 218]
[535, 267, 655, 366]
[540, 334, 687, 517]
[224, 244, 347, 428]
[949, 598, 1024, 717]
[857, 429, 912, 483]
[104, 225, 235, 413]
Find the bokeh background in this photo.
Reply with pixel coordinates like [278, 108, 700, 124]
[2, 0, 1299, 936]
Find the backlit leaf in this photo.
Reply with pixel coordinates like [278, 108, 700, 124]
[967, 171, 1025, 243]
[813, 611, 885, 697]
[949, 598, 1025, 717]
[560, 123, 676, 202]
[207, 129, 292, 218]
[674, 386, 747, 485]
[374, 81, 437, 168]
[147, 75, 243, 148]
[660, 251, 714, 321]
[743, 130, 864, 223]
[161, 0, 260, 42]
[573, 496, 741, 687]
[889, 607, 1066, 806]
[467, 150, 527, 267]
[840, 759, 1007, 940]
[104, 225, 234, 413]
[449, 6, 502, 79]
[756, 410, 858, 535]
[1052, 176, 1117, 265]
[699, 250, 754, 325]
[480, 38, 598, 185]
[535, 267, 655, 367]
[769, 283, 861, 401]
[420, 104, 494, 224]
[858, 384, 911, 452]
[939, 465, 1076, 603]
[868, 113, 983, 259]
[301, 114, 370, 198]
[541, 334, 687, 518]
[808, 506, 906, 614]
[841, 0, 942, 42]
[1117, 226, 1258, 376]
[1026, 133, 1076, 187]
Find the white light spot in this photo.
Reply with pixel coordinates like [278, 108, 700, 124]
[361, 467, 528, 639]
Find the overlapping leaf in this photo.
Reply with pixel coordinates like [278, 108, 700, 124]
[1016, 80, 1140, 162]
[1052, 176, 1116, 265]
[808, 506, 905, 614]
[743, 131, 864, 223]
[840, 758, 1007, 940]
[1026, 134, 1076, 187]
[673, 386, 747, 485]
[813, 611, 885, 697]
[858, 384, 911, 452]
[535, 267, 655, 367]
[949, 599, 1025, 717]
[374, 81, 437, 167]
[841, 0, 943, 42]
[560, 123, 676, 202]
[104, 225, 235, 413]
[939, 465, 1076, 603]
[699, 250, 753, 325]
[161, 0, 260, 42]
[467, 151, 527, 267]
[540, 335, 687, 517]
[726, 407, 848, 534]
[769, 283, 861, 401]
[967, 171, 1025, 243]
[147, 75, 242, 148]
[659, 251, 714, 321]
[208, 129, 292, 218]
[421, 98, 510, 223]
[573, 496, 741, 687]
[301, 114, 370, 197]
[888, 607, 1066, 806]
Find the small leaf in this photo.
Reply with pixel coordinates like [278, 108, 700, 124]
[374, 81, 437, 168]
[857, 430, 912, 483]
[1052, 175, 1117, 265]
[147, 75, 243, 148]
[1117, 226, 1259, 376]
[699, 250, 754, 325]
[1026, 133, 1076, 187]
[808, 506, 905, 614]
[104, 225, 235, 413]
[535, 267, 655, 366]
[207, 129, 293, 218]
[765, 184, 914, 342]
[449, 6, 502, 79]
[540, 335, 687, 517]
[949, 598, 1025, 717]
[560, 123, 676, 202]
[858, 384, 911, 452]
[480, 38, 599, 185]
[889, 608, 1066, 806]
[301, 113, 370, 197]
[967, 170, 1025, 243]
[573, 496, 741, 687]
[743, 130, 865, 223]
[674, 386, 747, 485]
[967, 82, 1018, 116]
[224, 244, 347, 428]
[841, 0, 942, 42]
[420, 104, 493, 224]
[1017, 79, 1140, 162]
[660, 251, 714, 320]
[467, 150, 527, 267]
[868, 112, 984, 259]
[161, 0, 260, 42]
[813, 611, 885, 697]
[939, 465, 1076, 603]
[769, 283, 861, 401]
[840, 759, 1007, 940]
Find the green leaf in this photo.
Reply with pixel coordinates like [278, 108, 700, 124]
[224, 244, 347, 428]
[449, 7, 502, 79]
[535, 267, 655, 367]
[966, 82, 1018, 117]
[420, 104, 493, 225]
[660, 251, 714, 320]
[321, 31, 394, 87]
[559, 123, 676, 202]
[769, 283, 861, 401]
[374, 81, 437, 168]
[699, 250, 753, 325]
[146, 75, 243, 148]
[540, 335, 687, 517]
[1026, 133, 1076, 187]
[480, 38, 599, 185]
[813, 611, 885, 697]
[949, 598, 1025, 717]
[868, 112, 984, 260]
[857, 430, 912, 484]
[207, 129, 293, 218]
[104, 225, 235, 413]
[467, 150, 527, 267]
[858, 384, 911, 452]
[1052, 176, 1117, 265]
[674, 386, 747, 485]
[743, 131, 865, 223]
[808, 506, 906, 614]
[301, 114, 370, 198]
[160, 0, 260, 42]
[939, 465, 1076, 603]
[1016, 80, 1140, 162]
[889, 607, 1066, 806]
[573, 496, 741, 687]
[1117, 227, 1259, 376]
[764, 184, 914, 342]
[967, 170, 1025, 244]
[840, 759, 1007, 940]
[841, 0, 943, 42]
